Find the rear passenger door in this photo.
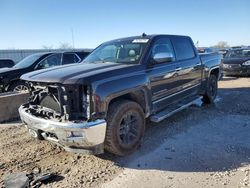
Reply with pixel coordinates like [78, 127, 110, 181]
[171, 37, 202, 98]
[62, 53, 81, 65]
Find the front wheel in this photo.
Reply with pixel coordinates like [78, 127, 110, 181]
[105, 100, 145, 156]
[9, 82, 29, 93]
[202, 74, 218, 104]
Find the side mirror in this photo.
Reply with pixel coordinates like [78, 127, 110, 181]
[153, 52, 174, 63]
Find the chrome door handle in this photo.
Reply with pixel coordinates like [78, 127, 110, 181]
[175, 67, 182, 71]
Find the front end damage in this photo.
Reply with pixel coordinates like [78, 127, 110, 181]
[19, 82, 107, 154]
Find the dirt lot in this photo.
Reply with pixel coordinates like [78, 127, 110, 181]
[0, 77, 250, 188]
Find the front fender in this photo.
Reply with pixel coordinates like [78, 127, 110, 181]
[91, 73, 151, 118]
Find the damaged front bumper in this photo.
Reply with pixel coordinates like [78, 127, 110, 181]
[19, 105, 107, 154]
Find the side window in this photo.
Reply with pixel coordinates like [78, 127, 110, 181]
[37, 54, 61, 69]
[172, 38, 195, 60]
[151, 38, 175, 63]
[62, 53, 80, 65]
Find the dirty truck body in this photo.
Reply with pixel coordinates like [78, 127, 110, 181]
[19, 34, 221, 156]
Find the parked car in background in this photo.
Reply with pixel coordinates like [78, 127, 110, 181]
[19, 34, 221, 156]
[0, 51, 90, 92]
[218, 49, 229, 58]
[231, 46, 242, 49]
[0, 59, 15, 68]
[197, 47, 215, 54]
[222, 48, 250, 76]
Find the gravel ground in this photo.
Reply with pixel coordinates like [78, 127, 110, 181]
[0, 77, 250, 188]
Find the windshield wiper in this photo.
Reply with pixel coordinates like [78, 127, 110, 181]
[82, 60, 106, 64]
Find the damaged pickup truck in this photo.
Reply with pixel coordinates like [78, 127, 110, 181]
[19, 34, 221, 156]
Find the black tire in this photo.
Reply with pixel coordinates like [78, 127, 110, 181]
[9, 81, 29, 92]
[202, 74, 218, 104]
[105, 100, 145, 156]
[36, 129, 45, 140]
[28, 128, 44, 140]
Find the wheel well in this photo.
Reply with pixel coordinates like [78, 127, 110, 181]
[210, 68, 220, 79]
[7, 79, 22, 91]
[6, 80, 17, 91]
[108, 91, 147, 114]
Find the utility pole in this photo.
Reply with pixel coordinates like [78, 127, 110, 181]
[71, 28, 75, 49]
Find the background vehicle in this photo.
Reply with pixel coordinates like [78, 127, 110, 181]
[222, 48, 250, 76]
[218, 49, 229, 57]
[0, 59, 15, 68]
[0, 51, 90, 92]
[197, 47, 214, 53]
[19, 34, 221, 156]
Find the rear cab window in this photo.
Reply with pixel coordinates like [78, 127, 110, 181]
[171, 37, 196, 61]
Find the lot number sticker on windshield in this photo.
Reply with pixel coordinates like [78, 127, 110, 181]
[132, 39, 149, 43]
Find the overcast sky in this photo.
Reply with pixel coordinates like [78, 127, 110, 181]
[0, 0, 249, 49]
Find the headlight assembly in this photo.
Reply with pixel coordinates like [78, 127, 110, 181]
[242, 60, 250, 66]
[82, 86, 90, 119]
[222, 64, 230, 68]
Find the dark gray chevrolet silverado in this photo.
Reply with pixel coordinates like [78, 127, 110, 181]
[19, 34, 221, 156]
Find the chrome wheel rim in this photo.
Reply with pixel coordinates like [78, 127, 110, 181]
[14, 85, 29, 92]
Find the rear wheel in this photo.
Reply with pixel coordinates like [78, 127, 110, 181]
[202, 74, 218, 104]
[105, 100, 145, 156]
[9, 82, 29, 92]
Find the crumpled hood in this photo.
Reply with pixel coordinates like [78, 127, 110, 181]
[21, 62, 135, 84]
[223, 57, 250, 65]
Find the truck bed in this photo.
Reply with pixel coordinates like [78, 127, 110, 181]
[199, 52, 222, 68]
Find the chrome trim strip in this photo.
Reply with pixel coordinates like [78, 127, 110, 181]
[153, 83, 200, 104]
[208, 65, 220, 80]
[19, 105, 107, 154]
[208, 65, 219, 75]
[151, 97, 201, 122]
[19, 105, 105, 129]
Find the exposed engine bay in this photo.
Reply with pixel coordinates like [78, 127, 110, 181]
[23, 82, 90, 122]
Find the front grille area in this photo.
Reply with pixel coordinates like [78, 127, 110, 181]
[27, 82, 89, 122]
[40, 95, 61, 113]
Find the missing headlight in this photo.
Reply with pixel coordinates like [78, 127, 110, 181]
[82, 86, 90, 119]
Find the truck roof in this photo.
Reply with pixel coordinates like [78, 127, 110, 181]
[106, 34, 190, 43]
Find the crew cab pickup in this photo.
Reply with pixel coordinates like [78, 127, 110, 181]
[19, 34, 221, 156]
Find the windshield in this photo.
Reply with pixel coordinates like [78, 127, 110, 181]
[83, 39, 148, 64]
[14, 53, 44, 68]
[225, 49, 250, 58]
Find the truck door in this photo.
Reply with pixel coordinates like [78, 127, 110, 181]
[171, 37, 202, 99]
[146, 37, 183, 112]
